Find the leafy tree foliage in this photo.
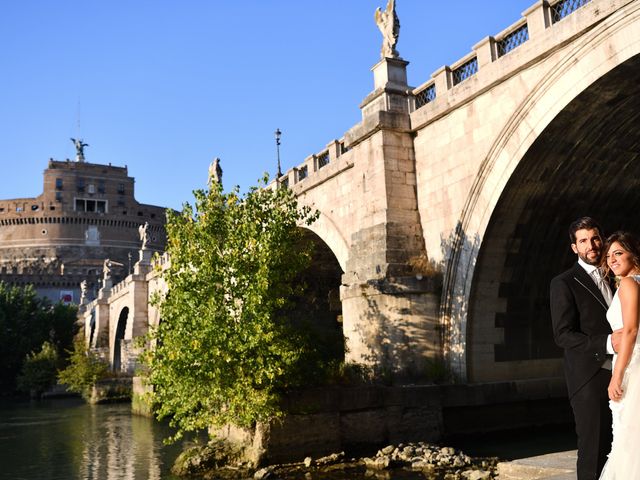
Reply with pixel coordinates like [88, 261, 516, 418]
[57, 337, 110, 400]
[17, 341, 60, 396]
[0, 282, 78, 392]
[146, 178, 321, 440]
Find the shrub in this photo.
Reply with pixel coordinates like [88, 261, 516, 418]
[16, 342, 60, 396]
[58, 338, 109, 400]
[146, 177, 321, 441]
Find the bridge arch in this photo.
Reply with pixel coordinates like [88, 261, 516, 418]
[300, 211, 349, 272]
[290, 227, 345, 365]
[444, 4, 640, 380]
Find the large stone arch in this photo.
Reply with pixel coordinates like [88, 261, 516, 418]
[444, 3, 640, 380]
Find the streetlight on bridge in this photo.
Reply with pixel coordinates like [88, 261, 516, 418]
[275, 128, 282, 179]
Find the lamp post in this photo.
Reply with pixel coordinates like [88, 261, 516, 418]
[275, 128, 282, 178]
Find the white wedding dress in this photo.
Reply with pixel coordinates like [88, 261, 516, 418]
[599, 280, 640, 479]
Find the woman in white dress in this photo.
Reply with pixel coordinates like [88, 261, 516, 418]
[599, 231, 640, 479]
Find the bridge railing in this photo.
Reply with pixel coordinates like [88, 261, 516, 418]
[270, 0, 595, 190]
[412, 0, 592, 109]
[270, 138, 351, 190]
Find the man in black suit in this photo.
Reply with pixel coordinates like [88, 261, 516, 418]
[550, 217, 620, 480]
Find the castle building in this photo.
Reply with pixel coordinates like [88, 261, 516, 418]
[0, 156, 166, 303]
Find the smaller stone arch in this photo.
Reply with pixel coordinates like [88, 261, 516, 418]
[88, 308, 96, 348]
[293, 227, 346, 365]
[113, 307, 129, 372]
[301, 211, 349, 272]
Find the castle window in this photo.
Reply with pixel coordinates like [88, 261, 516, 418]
[55, 192, 62, 202]
[76, 178, 85, 193]
[16, 206, 23, 212]
[31, 205, 39, 211]
[98, 180, 105, 194]
[117, 183, 125, 194]
[87, 184, 95, 194]
[0, 207, 4, 213]
[55, 178, 63, 190]
[75, 198, 108, 213]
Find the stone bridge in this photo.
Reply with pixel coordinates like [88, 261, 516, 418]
[82, 0, 640, 387]
[80, 251, 166, 374]
[274, 0, 640, 383]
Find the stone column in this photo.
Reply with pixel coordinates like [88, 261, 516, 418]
[339, 58, 443, 382]
[92, 297, 111, 349]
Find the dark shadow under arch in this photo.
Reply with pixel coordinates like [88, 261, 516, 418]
[288, 229, 345, 366]
[113, 307, 129, 372]
[467, 54, 640, 380]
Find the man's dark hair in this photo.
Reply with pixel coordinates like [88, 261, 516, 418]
[569, 217, 603, 244]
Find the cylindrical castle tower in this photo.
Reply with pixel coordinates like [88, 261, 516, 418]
[0, 159, 167, 303]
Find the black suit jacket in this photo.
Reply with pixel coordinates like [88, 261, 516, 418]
[550, 262, 612, 398]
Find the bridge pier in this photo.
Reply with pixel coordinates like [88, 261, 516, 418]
[335, 57, 444, 382]
[340, 278, 441, 381]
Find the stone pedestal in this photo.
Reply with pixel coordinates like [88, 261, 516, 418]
[360, 57, 411, 119]
[134, 249, 153, 275]
[372, 56, 409, 90]
[98, 280, 112, 298]
[138, 248, 152, 265]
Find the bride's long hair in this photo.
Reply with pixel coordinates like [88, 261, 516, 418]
[601, 231, 640, 281]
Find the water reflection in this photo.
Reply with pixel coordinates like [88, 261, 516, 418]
[0, 399, 443, 480]
[0, 399, 184, 480]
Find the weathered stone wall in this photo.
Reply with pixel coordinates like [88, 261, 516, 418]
[209, 378, 568, 465]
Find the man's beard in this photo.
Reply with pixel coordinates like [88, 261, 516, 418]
[579, 251, 601, 266]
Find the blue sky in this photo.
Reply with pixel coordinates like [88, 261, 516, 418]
[1, 1, 533, 210]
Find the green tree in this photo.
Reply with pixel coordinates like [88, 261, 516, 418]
[0, 282, 78, 392]
[17, 341, 60, 396]
[57, 337, 110, 400]
[146, 177, 319, 440]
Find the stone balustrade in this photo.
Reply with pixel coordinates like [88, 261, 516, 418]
[412, 0, 592, 109]
[271, 0, 597, 192]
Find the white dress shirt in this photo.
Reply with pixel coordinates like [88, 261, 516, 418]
[578, 258, 615, 359]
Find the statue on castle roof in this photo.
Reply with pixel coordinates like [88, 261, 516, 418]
[70, 138, 89, 162]
[375, 0, 400, 59]
[208, 157, 223, 187]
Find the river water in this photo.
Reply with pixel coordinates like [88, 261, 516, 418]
[0, 397, 577, 480]
[0, 399, 184, 480]
[0, 398, 433, 480]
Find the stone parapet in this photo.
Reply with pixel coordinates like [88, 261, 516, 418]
[411, 0, 635, 130]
